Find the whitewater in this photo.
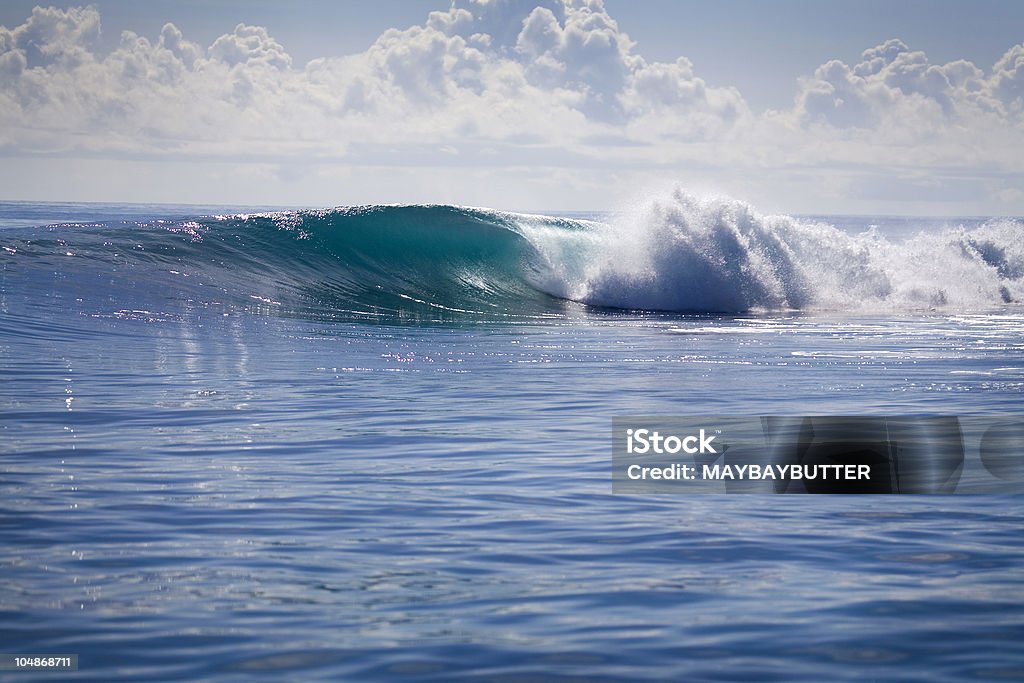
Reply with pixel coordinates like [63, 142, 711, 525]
[1, 190, 1023, 681]
[524, 190, 1023, 313]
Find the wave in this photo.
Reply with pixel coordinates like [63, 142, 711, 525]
[2, 189, 1022, 321]
[533, 189, 1024, 313]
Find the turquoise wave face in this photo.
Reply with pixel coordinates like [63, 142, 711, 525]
[275, 205, 569, 318]
[0, 205, 584, 325]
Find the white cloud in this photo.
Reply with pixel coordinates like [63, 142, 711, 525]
[793, 37, 1023, 129]
[209, 23, 291, 69]
[0, 2, 1021, 213]
[991, 44, 1024, 113]
[769, 37, 1024, 210]
[0, 4, 99, 69]
[0, 1, 748, 153]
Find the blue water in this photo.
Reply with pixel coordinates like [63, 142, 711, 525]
[1, 199, 1023, 681]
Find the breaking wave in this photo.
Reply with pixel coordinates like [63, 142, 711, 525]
[534, 189, 1023, 313]
[2, 188, 1021, 321]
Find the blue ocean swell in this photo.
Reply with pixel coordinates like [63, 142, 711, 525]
[0, 205, 576, 324]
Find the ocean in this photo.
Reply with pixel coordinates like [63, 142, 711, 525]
[1, 193, 1023, 681]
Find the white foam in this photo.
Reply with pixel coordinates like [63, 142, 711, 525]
[517, 187, 1024, 313]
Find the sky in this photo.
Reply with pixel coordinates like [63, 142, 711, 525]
[0, 0, 1022, 215]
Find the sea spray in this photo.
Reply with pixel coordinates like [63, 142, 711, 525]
[517, 187, 1023, 312]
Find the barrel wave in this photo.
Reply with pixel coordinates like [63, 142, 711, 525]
[2, 188, 1022, 322]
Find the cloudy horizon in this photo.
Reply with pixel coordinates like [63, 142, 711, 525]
[1, 1, 1022, 215]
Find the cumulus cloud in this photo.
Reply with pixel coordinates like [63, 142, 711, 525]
[0, 0, 752, 155]
[991, 44, 1024, 113]
[0, 2, 1021, 212]
[772, 37, 1024, 208]
[0, 4, 99, 69]
[793, 37, 1022, 129]
[209, 23, 291, 69]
